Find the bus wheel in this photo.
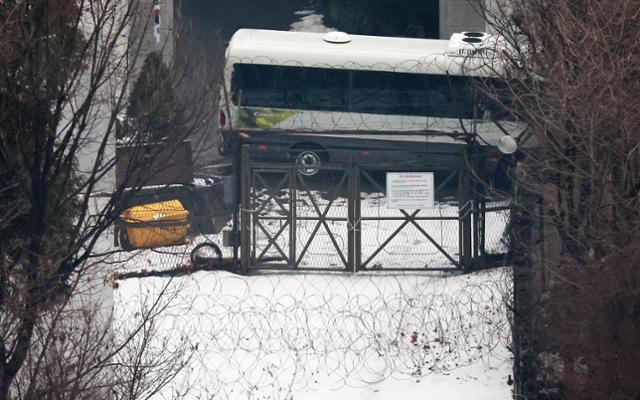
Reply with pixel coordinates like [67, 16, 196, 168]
[295, 150, 323, 176]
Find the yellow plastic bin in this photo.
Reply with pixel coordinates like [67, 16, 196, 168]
[121, 199, 190, 249]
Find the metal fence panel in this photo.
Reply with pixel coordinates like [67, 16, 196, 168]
[240, 144, 511, 272]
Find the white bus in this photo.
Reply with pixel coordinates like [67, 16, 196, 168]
[218, 29, 524, 174]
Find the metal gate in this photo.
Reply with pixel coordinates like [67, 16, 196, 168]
[239, 143, 507, 272]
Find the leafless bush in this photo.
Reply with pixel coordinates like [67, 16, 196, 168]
[478, 0, 640, 398]
[8, 273, 192, 400]
[482, 0, 640, 259]
[538, 246, 640, 400]
[0, 0, 215, 398]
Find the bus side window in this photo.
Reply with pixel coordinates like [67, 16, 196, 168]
[425, 75, 475, 119]
[309, 68, 348, 109]
[232, 64, 280, 107]
[475, 77, 514, 121]
[230, 67, 243, 105]
[350, 70, 426, 115]
[275, 66, 348, 111]
[278, 66, 307, 107]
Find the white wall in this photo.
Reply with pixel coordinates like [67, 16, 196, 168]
[131, 0, 174, 72]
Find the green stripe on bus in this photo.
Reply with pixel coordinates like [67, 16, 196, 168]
[237, 108, 298, 129]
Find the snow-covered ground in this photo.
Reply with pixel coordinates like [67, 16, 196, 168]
[115, 269, 513, 399]
[113, 191, 512, 399]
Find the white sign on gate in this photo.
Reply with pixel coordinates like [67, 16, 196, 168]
[386, 172, 435, 209]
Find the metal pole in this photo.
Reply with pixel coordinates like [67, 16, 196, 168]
[240, 145, 251, 273]
[232, 141, 241, 265]
[460, 148, 473, 272]
[348, 161, 361, 273]
[289, 167, 296, 269]
[354, 165, 361, 273]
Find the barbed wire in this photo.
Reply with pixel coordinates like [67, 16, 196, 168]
[114, 239, 512, 399]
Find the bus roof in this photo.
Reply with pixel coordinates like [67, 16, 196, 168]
[225, 29, 501, 77]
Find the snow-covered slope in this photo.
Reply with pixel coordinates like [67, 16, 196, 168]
[114, 268, 513, 399]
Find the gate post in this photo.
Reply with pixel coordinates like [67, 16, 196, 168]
[289, 166, 297, 269]
[348, 164, 361, 273]
[459, 147, 473, 272]
[240, 144, 251, 273]
[472, 147, 486, 266]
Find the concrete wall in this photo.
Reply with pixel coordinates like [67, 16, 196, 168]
[130, 0, 222, 170]
[439, 0, 487, 39]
